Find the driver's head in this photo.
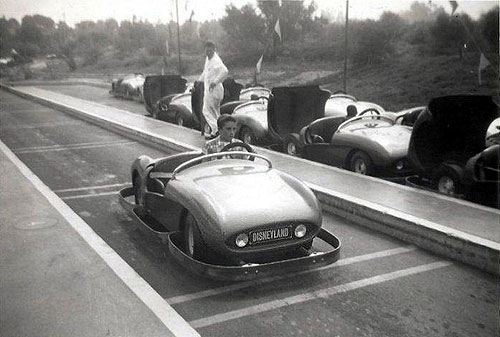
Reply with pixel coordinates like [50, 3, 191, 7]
[217, 114, 237, 142]
[347, 105, 358, 118]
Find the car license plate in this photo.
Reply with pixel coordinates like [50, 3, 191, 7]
[250, 226, 292, 244]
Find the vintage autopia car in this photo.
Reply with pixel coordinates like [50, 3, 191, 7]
[110, 73, 146, 101]
[295, 111, 414, 177]
[126, 142, 334, 266]
[408, 95, 499, 204]
[324, 92, 386, 118]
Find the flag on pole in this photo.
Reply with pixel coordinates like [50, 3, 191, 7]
[274, 19, 281, 41]
[449, 1, 458, 15]
[189, 10, 194, 22]
[478, 53, 490, 85]
[256, 54, 264, 74]
[196, 22, 201, 39]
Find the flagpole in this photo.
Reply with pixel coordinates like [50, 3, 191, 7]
[343, 0, 349, 93]
[175, 0, 182, 75]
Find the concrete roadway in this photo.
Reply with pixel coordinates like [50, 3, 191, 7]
[0, 90, 497, 337]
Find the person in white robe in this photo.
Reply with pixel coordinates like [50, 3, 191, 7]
[198, 40, 228, 138]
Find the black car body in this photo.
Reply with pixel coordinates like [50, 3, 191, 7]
[408, 95, 499, 205]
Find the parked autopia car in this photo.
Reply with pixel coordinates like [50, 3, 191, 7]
[118, 142, 341, 280]
[110, 73, 146, 102]
[324, 92, 386, 117]
[232, 85, 331, 148]
[145, 78, 244, 133]
[407, 95, 499, 207]
[142, 74, 188, 117]
[232, 89, 387, 147]
[292, 108, 414, 177]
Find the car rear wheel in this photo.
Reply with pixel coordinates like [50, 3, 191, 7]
[432, 164, 464, 196]
[240, 126, 255, 145]
[175, 113, 185, 127]
[183, 213, 207, 259]
[284, 133, 301, 157]
[349, 151, 374, 175]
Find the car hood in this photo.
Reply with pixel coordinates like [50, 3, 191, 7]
[325, 96, 385, 118]
[233, 100, 268, 130]
[338, 124, 412, 157]
[170, 93, 192, 111]
[174, 160, 321, 236]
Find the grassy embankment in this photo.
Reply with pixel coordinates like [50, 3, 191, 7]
[29, 44, 499, 112]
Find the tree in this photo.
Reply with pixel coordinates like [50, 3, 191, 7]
[220, 4, 266, 52]
[430, 12, 472, 58]
[479, 6, 499, 54]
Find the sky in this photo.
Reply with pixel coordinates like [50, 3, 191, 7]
[0, 0, 497, 26]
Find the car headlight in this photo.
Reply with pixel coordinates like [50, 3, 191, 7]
[396, 160, 404, 170]
[235, 233, 249, 247]
[294, 224, 307, 238]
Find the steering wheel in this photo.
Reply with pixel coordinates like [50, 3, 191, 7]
[359, 108, 380, 116]
[221, 141, 255, 153]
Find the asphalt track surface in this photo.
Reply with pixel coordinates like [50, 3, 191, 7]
[1, 88, 497, 337]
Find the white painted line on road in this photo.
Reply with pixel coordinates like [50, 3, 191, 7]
[13, 140, 137, 154]
[0, 140, 200, 337]
[0, 120, 82, 130]
[189, 261, 451, 329]
[60, 191, 120, 200]
[167, 246, 417, 305]
[54, 182, 130, 193]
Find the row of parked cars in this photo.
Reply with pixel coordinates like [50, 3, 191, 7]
[110, 73, 499, 208]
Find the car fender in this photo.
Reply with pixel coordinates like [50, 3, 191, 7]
[165, 180, 224, 250]
[233, 114, 268, 139]
[168, 104, 196, 127]
[333, 134, 392, 167]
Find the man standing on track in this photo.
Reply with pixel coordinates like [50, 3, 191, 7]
[198, 40, 228, 139]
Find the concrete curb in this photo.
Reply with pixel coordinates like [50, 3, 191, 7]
[2, 83, 498, 275]
[6, 79, 109, 89]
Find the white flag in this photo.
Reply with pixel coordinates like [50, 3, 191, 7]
[478, 53, 490, 85]
[256, 54, 263, 74]
[274, 19, 281, 41]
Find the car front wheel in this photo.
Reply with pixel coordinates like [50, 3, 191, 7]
[183, 213, 207, 259]
[349, 151, 374, 175]
[284, 133, 301, 156]
[432, 164, 464, 196]
[175, 113, 185, 126]
[240, 126, 255, 145]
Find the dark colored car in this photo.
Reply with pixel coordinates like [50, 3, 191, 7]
[151, 78, 243, 133]
[142, 74, 187, 117]
[408, 95, 499, 205]
[232, 85, 331, 149]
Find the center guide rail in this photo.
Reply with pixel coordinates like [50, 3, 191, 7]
[119, 187, 341, 281]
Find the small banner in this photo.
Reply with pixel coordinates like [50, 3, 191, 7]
[478, 53, 491, 85]
[274, 19, 282, 41]
[256, 54, 264, 74]
[449, 1, 459, 15]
